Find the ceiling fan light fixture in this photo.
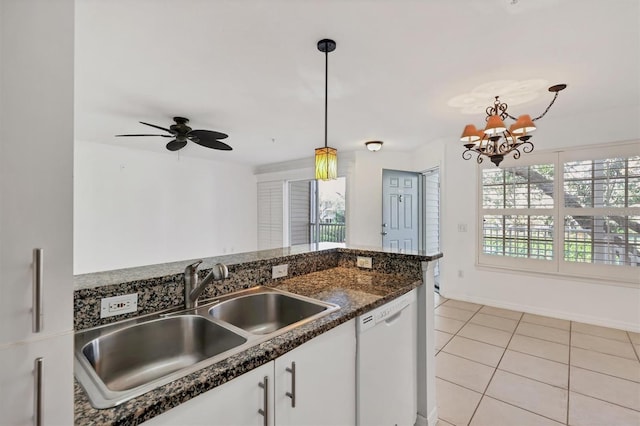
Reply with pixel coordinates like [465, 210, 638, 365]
[365, 141, 384, 152]
[315, 38, 338, 181]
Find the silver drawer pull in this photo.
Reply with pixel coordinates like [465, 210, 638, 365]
[34, 357, 43, 426]
[258, 376, 268, 426]
[32, 248, 43, 333]
[285, 362, 296, 408]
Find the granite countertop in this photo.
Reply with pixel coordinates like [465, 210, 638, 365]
[74, 266, 423, 425]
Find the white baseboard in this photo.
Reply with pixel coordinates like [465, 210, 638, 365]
[441, 292, 640, 333]
[427, 407, 438, 425]
[415, 407, 439, 426]
[415, 414, 427, 426]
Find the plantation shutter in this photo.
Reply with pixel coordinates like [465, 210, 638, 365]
[289, 180, 313, 245]
[257, 181, 284, 250]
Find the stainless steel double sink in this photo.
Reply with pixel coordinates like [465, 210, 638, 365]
[75, 286, 339, 408]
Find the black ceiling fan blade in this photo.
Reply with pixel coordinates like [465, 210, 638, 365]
[115, 134, 173, 137]
[166, 140, 188, 151]
[189, 135, 233, 151]
[189, 129, 229, 140]
[139, 121, 173, 133]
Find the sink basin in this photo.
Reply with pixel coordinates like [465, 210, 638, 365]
[208, 287, 338, 335]
[75, 315, 247, 407]
[75, 287, 339, 408]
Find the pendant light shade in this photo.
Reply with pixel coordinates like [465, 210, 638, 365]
[315, 38, 338, 181]
[315, 147, 338, 180]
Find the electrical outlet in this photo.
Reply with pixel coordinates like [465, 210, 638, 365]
[100, 293, 138, 318]
[357, 256, 373, 269]
[458, 223, 468, 232]
[272, 264, 289, 279]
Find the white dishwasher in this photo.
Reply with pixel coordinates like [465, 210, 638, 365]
[357, 289, 417, 426]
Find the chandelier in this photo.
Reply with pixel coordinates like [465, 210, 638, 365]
[459, 84, 567, 167]
[315, 38, 338, 180]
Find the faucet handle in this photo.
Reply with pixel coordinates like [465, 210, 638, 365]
[212, 263, 229, 281]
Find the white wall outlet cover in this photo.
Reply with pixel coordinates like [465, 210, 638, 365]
[272, 264, 289, 279]
[100, 293, 138, 318]
[357, 256, 373, 268]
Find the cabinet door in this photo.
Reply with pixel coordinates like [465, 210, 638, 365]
[0, 333, 74, 426]
[275, 320, 356, 426]
[0, 0, 74, 345]
[142, 362, 274, 426]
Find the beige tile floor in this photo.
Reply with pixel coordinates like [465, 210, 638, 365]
[433, 293, 640, 426]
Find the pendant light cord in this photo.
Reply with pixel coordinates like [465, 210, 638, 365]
[324, 48, 328, 149]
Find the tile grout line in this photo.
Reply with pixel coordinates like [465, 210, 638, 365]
[566, 320, 572, 425]
[571, 364, 640, 385]
[481, 395, 570, 425]
[569, 388, 640, 414]
[435, 303, 483, 356]
[626, 330, 640, 363]
[465, 307, 525, 426]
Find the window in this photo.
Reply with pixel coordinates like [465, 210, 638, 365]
[288, 177, 346, 245]
[478, 142, 640, 283]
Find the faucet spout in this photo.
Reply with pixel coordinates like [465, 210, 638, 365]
[184, 260, 228, 309]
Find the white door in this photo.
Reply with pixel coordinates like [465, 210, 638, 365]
[275, 320, 356, 426]
[382, 170, 420, 251]
[142, 361, 275, 426]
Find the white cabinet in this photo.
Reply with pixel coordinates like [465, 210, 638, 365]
[0, 0, 75, 346]
[0, 334, 74, 426]
[143, 362, 274, 426]
[274, 320, 356, 426]
[144, 320, 356, 426]
[0, 0, 74, 425]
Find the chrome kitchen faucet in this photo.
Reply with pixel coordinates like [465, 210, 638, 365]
[184, 260, 229, 309]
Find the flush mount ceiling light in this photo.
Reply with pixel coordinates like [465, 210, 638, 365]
[315, 38, 338, 181]
[365, 141, 383, 152]
[459, 84, 567, 167]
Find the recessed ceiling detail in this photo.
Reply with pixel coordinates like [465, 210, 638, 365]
[448, 79, 550, 114]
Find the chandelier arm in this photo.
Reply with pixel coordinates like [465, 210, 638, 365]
[532, 91, 560, 121]
[462, 148, 474, 161]
[505, 112, 518, 121]
[476, 153, 484, 164]
[512, 149, 522, 160]
[521, 141, 535, 154]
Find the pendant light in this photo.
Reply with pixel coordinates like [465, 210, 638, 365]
[315, 38, 338, 181]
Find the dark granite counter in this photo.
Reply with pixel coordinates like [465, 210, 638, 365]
[73, 246, 443, 425]
[74, 266, 425, 425]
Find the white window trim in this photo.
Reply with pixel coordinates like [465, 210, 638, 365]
[476, 140, 640, 286]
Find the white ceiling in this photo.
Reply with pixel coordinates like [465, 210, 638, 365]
[75, 0, 640, 167]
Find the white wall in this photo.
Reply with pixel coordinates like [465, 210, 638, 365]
[348, 150, 414, 247]
[412, 105, 640, 331]
[74, 141, 257, 273]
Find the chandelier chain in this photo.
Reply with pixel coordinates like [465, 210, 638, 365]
[532, 91, 560, 121]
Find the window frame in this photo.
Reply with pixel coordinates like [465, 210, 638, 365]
[476, 141, 640, 285]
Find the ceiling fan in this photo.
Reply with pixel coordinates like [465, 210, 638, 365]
[115, 117, 232, 152]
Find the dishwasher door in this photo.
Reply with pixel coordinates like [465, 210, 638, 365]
[357, 290, 417, 426]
